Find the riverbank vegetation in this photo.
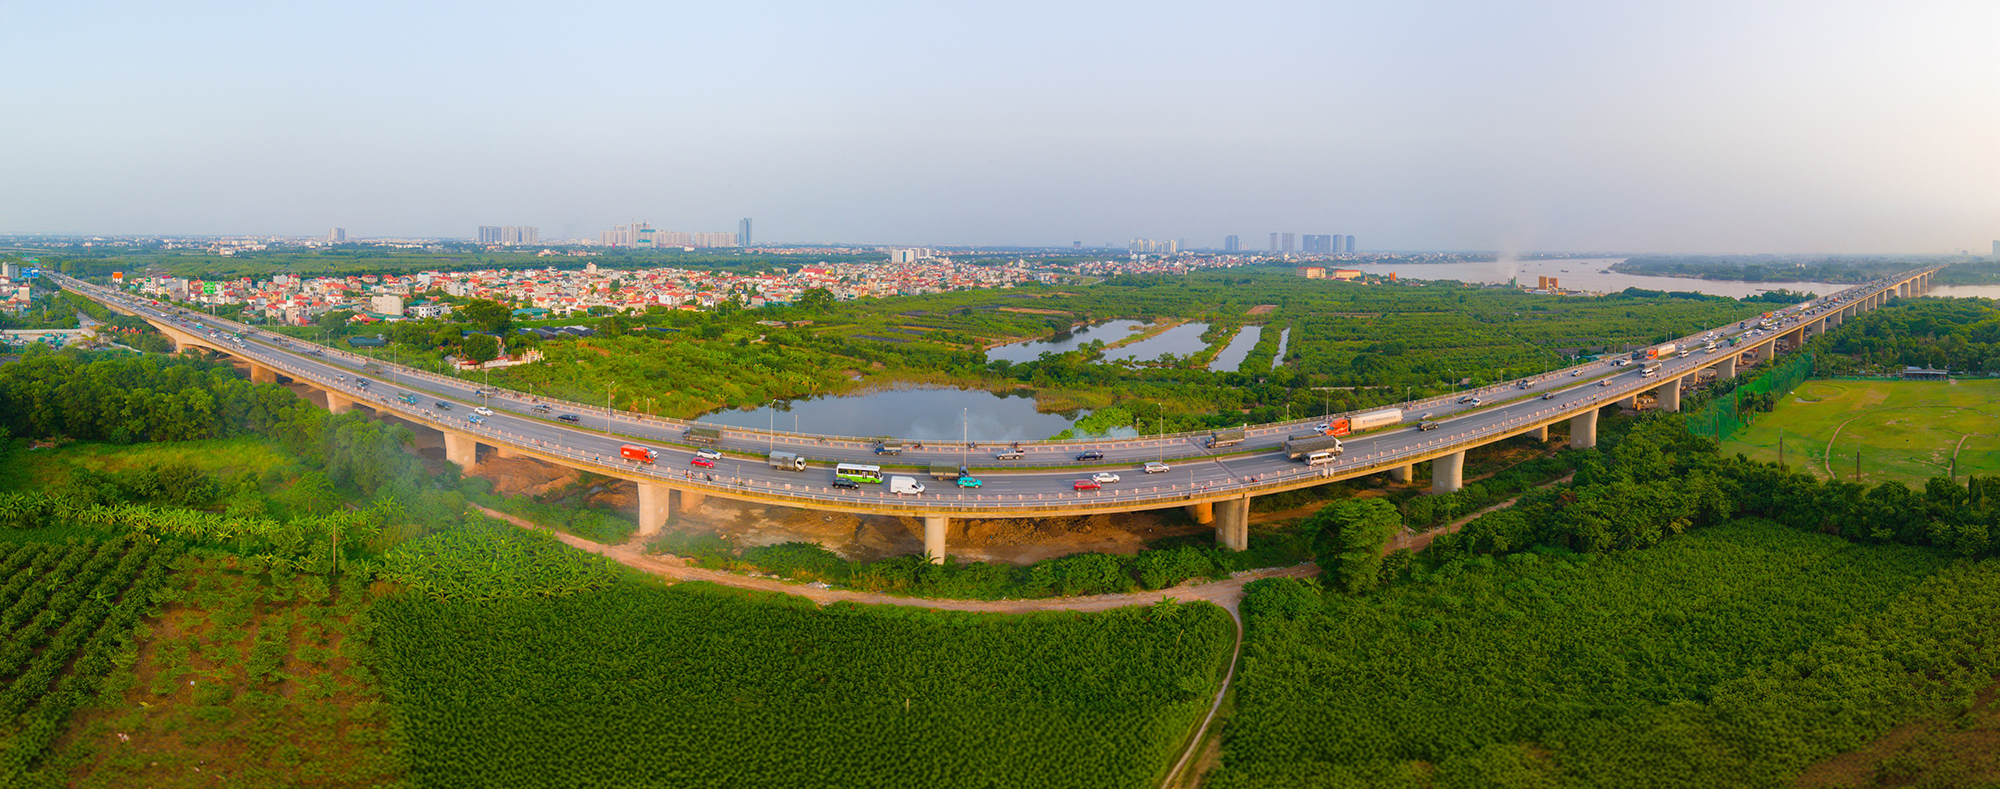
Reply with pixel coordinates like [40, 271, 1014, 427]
[1613, 255, 1942, 284]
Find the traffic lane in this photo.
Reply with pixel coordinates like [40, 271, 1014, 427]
[84, 277, 1904, 478]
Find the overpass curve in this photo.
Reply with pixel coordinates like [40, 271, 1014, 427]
[54, 267, 1940, 559]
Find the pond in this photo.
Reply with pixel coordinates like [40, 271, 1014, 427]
[985, 320, 1147, 363]
[1271, 326, 1291, 369]
[695, 386, 1086, 442]
[1207, 326, 1263, 372]
[1106, 322, 1213, 363]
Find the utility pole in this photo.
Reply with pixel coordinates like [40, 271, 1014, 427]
[1855, 448, 1861, 483]
[1778, 432, 1786, 471]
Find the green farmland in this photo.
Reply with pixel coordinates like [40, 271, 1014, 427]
[1719, 378, 2000, 484]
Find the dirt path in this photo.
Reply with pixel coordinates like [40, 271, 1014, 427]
[473, 505, 1316, 614]
[1384, 472, 1575, 555]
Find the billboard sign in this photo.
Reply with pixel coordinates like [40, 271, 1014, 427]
[203, 282, 218, 295]
[112, 271, 124, 283]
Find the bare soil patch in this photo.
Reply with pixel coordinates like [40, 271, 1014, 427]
[1794, 682, 2000, 789]
[1246, 305, 1277, 315]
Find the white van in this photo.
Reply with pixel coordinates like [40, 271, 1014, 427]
[1307, 451, 1337, 467]
[889, 476, 926, 496]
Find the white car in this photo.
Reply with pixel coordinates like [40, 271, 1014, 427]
[474, 406, 495, 416]
[1144, 462, 1169, 474]
[1091, 472, 1121, 484]
[694, 448, 722, 460]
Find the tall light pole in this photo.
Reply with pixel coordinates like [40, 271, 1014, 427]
[605, 383, 617, 435]
[1157, 403, 1165, 464]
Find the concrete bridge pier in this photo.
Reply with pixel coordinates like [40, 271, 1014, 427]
[1387, 464, 1413, 484]
[924, 515, 949, 564]
[1184, 501, 1214, 524]
[326, 391, 355, 415]
[1214, 496, 1250, 552]
[1713, 355, 1736, 381]
[678, 489, 705, 511]
[1617, 395, 1638, 410]
[638, 482, 671, 536]
[1525, 424, 1549, 442]
[442, 432, 478, 471]
[249, 363, 277, 384]
[1570, 408, 1598, 450]
[1656, 380, 1681, 412]
[1431, 451, 1465, 494]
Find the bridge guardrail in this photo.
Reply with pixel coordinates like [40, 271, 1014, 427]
[54, 267, 1938, 477]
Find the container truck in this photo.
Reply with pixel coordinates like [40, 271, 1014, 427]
[1641, 361, 1661, 377]
[619, 445, 659, 463]
[1281, 434, 1345, 461]
[767, 451, 807, 471]
[875, 439, 904, 456]
[1206, 426, 1246, 448]
[683, 426, 722, 444]
[928, 462, 966, 480]
[1350, 408, 1402, 432]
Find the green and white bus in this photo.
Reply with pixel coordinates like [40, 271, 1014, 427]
[834, 463, 884, 484]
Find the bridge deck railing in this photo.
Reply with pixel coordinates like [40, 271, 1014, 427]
[56, 269, 1933, 459]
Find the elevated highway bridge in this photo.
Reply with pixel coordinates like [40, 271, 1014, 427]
[55, 267, 1941, 562]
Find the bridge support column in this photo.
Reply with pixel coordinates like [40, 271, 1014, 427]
[1713, 355, 1736, 381]
[1387, 464, 1413, 484]
[679, 489, 706, 511]
[442, 432, 478, 471]
[1184, 501, 1214, 524]
[924, 515, 949, 564]
[638, 482, 671, 537]
[1570, 408, 1598, 450]
[1431, 452, 1465, 494]
[1526, 424, 1548, 442]
[1617, 395, 1637, 410]
[1657, 379, 1681, 412]
[1214, 496, 1249, 552]
[326, 391, 355, 415]
[249, 363, 277, 384]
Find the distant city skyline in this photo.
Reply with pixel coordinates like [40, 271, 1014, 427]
[1, 3, 1995, 253]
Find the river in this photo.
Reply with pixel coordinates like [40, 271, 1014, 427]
[1344, 257, 1843, 299]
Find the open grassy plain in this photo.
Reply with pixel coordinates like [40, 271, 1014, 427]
[1719, 378, 2000, 484]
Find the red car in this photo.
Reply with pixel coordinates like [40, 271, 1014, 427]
[1072, 479, 1101, 491]
[690, 457, 716, 468]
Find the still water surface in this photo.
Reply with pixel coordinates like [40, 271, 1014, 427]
[1208, 326, 1263, 372]
[985, 320, 1146, 363]
[1106, 323, 1212, 363]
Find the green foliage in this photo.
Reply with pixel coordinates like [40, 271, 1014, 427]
[460, 332, 499, 363]
[378, 518, 623, 602]
[368, 583, 1236, 789]
[1306, 499, 1400, 594]
[1213, 520, 1963, 789]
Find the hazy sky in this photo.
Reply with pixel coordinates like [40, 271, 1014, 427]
[3, 1, 1995, 253]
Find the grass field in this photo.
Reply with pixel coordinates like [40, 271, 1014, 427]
[1719, 378, 2000, 485]
[0, 436, 293, 492]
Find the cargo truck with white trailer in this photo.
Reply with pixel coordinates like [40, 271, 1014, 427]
[767, 451, 807, 471]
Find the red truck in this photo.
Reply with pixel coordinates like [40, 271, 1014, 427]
[619, 445, 658, 463]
